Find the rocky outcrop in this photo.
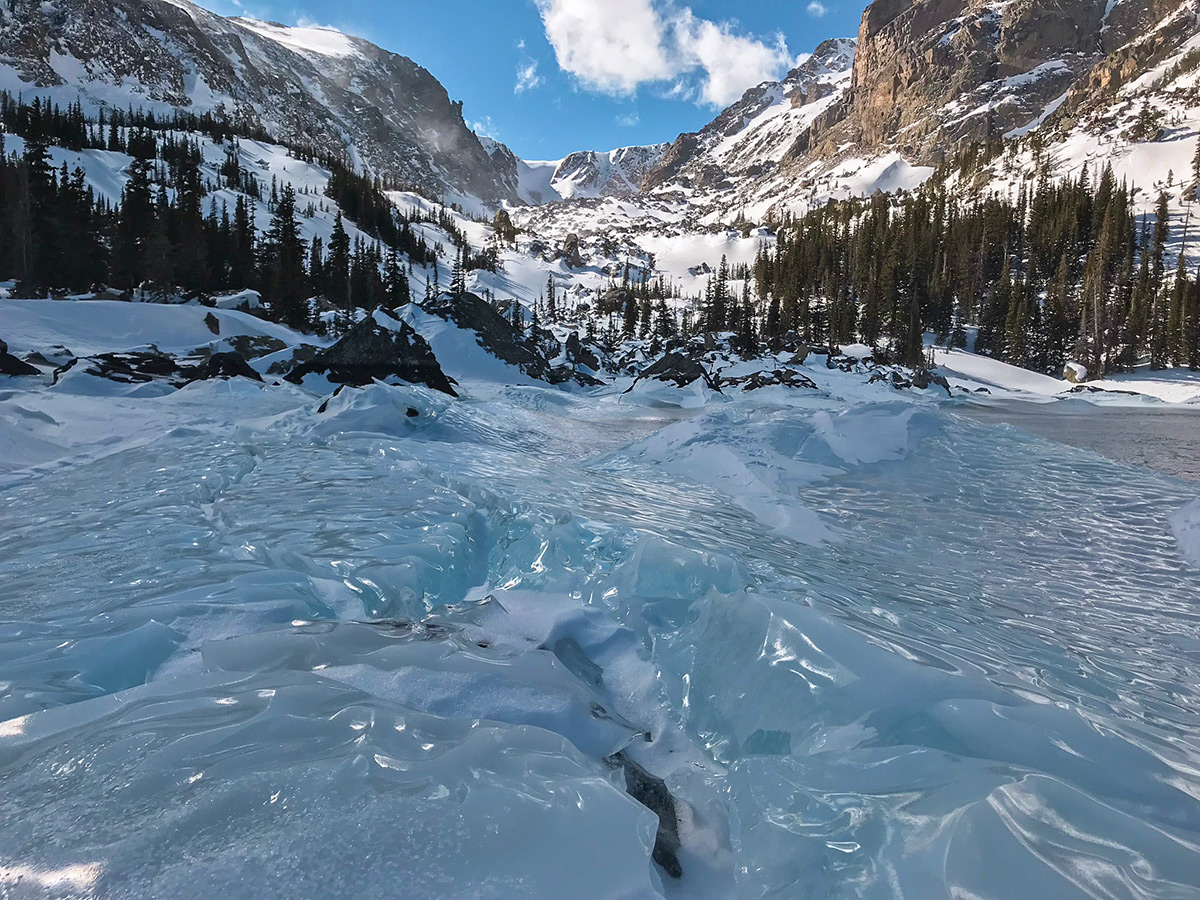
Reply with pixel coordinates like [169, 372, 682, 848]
[725, 368, 819, 391]
[0, 338, 40, 376]
[565, 332, 601, 372]
[186, 351, 263, 383]
[286, 309, 457, 396]
[627, 353, 721, 392]
[422, 292, 599, 387]
[54, 351, 178, 384]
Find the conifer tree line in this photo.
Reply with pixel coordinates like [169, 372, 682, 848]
[746, 163, 1200, 378]
[0, 92, 484, 330]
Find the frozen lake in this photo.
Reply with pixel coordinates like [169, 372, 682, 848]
[2, 319, 1199, 898]
[962, 399, 1200, 482]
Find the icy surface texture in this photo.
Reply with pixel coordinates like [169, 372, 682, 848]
[2, 335, 1200, 898]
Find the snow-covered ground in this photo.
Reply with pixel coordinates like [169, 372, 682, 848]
[2, 298, 1200, 899]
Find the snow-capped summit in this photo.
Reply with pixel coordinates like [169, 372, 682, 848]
[520, 145, 673, 205]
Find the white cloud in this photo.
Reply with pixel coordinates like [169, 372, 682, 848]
[532, 0, 791, 107]
[515, 59, 544, 94]
[615, 111, 640, 127]
[672, 9, 791, 106]
[806, 1, 829, 17]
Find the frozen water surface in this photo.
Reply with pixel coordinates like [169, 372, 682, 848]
[2, 366, 1200, 898]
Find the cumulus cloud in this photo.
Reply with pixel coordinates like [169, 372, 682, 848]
[806, 2, 829, 17]
[532, 0, 792, 107]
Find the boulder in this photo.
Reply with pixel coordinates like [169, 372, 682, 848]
[911, 369, 953, 396]
[565, 331, 601, 371]
[628, 352, 721, 391]
[186, 351, 263, 383]
[1063, 362, 1088, 384]
[0, 343, 40, 376]
[286, 309, 457, 396]
[204, 312, 221, 335]
[266, 344, 320, 375]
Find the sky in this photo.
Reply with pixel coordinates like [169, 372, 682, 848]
[195, 0, 866, 161]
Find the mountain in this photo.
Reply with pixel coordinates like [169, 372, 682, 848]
[512, 144, 672, 205]
[642, 38, 857, 194]
[0, 0, 518, 204]
[518, 0, 1200, 239]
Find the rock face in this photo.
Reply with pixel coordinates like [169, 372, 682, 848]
[643, 38, 856, 193]
[0, 0, 519, 203]
[565, 332, 601, 372]
[805, 0, 1191, 163]
[54, 351, 178, 384]
[286, 309, 457, 396]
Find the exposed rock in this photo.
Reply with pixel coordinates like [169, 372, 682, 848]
[226, 334, 289, 361]
[607, 750, 683, 880]
[185, 351, 263, 383]
[558, 233, 584, 268]
[1, 343, 40, 376]
[266, 344, 320, 375]
[565, 332, 601, 371]
[911, 369, 953, 395]
[204, 312, 220, 335]
[1067, 385, 1144, 397]
[55, 351, 179, 384]
[628, 352, 722, 392]
[1063, 362, 1088, 384]
[286, 309, 457, 396]
[726, 368, 819, 391]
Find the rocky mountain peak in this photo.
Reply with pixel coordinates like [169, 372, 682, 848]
[0, 0, 520, 203]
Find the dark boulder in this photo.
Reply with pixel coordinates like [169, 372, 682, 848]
[1, 341, 40, 376]
[185, 351, 263, 383]
[911, 369, 953, 396]
[565, 331, 601, 371]
[285, 309, 457, 397]
[204, 312, 220, 335]
[627, 352, 721, 392]
[266, 344, 320, 375]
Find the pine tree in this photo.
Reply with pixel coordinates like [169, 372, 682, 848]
[326, 212, 351, 310]
[260, 184, 309, 329]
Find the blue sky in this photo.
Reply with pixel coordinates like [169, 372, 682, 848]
[197, 0, 865, 160]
